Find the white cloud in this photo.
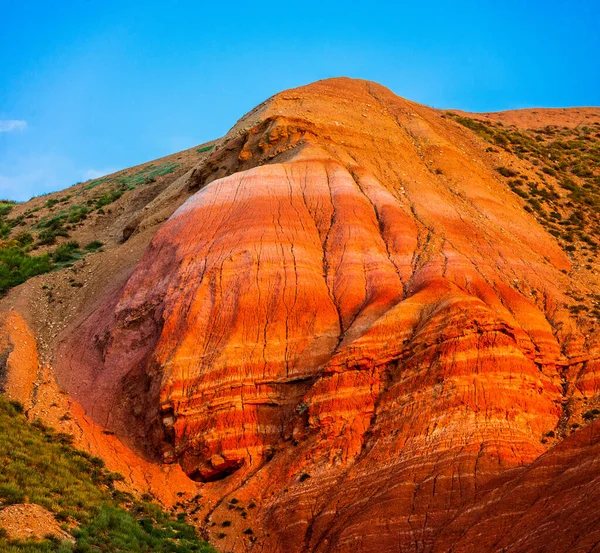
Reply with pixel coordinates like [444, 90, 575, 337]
[83, 168, 117, 181]
[0, 120, 27, 133]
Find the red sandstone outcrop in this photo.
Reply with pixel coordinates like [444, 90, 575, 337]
[0, 311, 39, 409]
[434, 418, 600, 553]
[55, 78, 600, 552]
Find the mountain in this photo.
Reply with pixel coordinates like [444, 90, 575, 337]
[1, 78, 600, 552]
[0, 395, 216, 552]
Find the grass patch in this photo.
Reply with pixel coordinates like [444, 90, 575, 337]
[495, 166, 518, 178]
[93, 188, 124, 210]
[84, 241, 103, 251]
[0, 239, 96, 295]
[83, 177, 109, 191]
[51, 241, 81, 265]
[0, 202, 18, 239]
[0, 248, 52, 294]
[447, 113, 600, 256]
[0, 396, 217, 552]
[0, 201, 17, 218]
[117, 163, 181, 190]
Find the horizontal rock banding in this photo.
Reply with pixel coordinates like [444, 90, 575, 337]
[57, 78, 599, 552]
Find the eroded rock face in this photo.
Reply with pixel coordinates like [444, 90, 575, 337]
[435, 418, 600, 553]
[0, 311, 39, 409]
[58, 78, 600, 552]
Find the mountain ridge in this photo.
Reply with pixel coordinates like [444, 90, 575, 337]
[1, 77, 600, 552]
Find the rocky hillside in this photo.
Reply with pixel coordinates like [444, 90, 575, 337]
[1, 78, 600, 553]
[0, 396, 216, 552]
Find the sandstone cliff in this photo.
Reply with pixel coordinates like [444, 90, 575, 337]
[49, 79, 600, 552]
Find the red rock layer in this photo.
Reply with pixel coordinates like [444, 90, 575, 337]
[0, 311, 39, 410]
[435, 418, 600, 553]
[56, 78, 600, 552]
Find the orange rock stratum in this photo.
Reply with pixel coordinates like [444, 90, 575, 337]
[7, 78, 600, 552]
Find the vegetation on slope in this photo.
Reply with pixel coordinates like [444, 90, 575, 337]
[29, 162, 181, 245]
[445, 113, 600, 325]
[0, 161, 185, 295]
[0, 396, 216, 553]
[0, 208, 100, 295]
[446, 113, 600, 257]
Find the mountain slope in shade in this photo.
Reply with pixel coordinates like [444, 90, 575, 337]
[2, 78, 600, 552]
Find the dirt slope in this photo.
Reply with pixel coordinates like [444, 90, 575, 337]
[2, 78, 600, 552]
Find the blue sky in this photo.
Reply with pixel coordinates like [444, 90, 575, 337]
[1, 0, 599, 201]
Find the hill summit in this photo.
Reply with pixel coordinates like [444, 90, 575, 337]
[2, 78, 600, 552]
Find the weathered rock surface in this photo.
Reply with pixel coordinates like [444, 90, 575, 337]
[0, 503, 74, 543]
[56, 78, 600, 552]
[0, 311, 39, 410]
[435, 418, 600, 553]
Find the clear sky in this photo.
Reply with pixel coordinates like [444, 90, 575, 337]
[1, 0, 599, 201]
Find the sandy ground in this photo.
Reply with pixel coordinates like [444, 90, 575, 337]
[0, 503, 74, 542]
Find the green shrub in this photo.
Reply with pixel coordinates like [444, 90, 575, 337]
[52, 241, 80, 263]
[44, 198, 60, 209]
[0, 233, 96, 294]
[14, 232, 34, 247]
[0, 202, 15, 220]
[36, 214, 69, 245]
[84, 241, 103, 251]
[495, 166, 518, 178]
[67, 206, 88, 224]
[94, 188, 124, 209]
[0, 395, 217, 552]
[0, 248, 52, 293]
